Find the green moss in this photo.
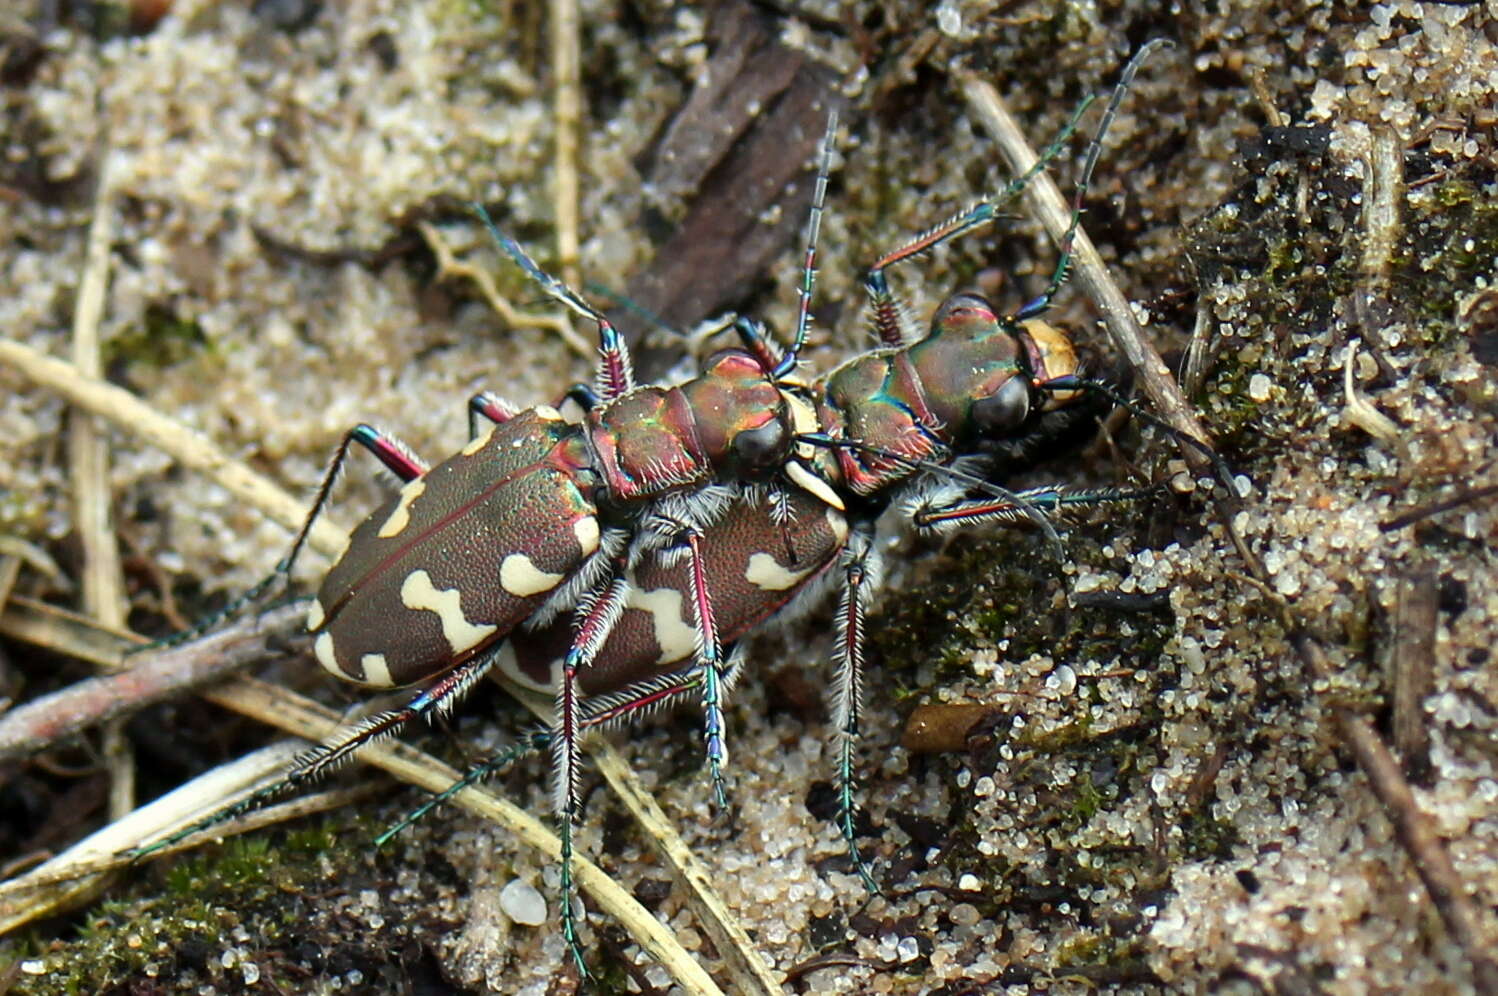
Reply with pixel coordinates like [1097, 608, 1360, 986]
[1397, 166, 1498, 333]
[1180, 809, 1240, 862]
[102, 305, 210, 372]
[8, 812, 470, 996]
[1066, 773, 1103, 828]
[1053, 930, 1109, 968]
[0, 488, 49, 539]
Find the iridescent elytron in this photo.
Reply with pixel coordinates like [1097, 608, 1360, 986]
[148, 47, 1166, 977]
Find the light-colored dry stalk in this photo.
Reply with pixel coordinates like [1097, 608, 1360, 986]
[549, 0, 583, 292]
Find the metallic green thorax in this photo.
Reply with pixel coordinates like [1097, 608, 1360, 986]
[815, 292, 1077, 497]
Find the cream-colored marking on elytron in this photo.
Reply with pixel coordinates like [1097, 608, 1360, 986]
[460, 424, 496, 456]
[314, 632, 342, 677]
[377, 478, 427, 537]
[573, 515, 600, 557]
[499, 553, 566, 597]
[534, 404, 563, 421]
[305, 598, 325, 631]
[493, 642, 554, 694]
[399, 569, 499, 653]
[786, 460, 844, 511]
[745, 551, 815, 591]
[358, 652, 394, 687]
[632, 587, 697, 665]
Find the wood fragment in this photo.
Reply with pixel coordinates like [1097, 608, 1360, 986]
[616, 0, 841, 380]
[902, 703, 999, 754]
[1350, 125, 1406, 383]
[1293, 635, 1498, 994]
[1380, 482, 1498, 532]
[1389, 569, 1438, 787]
[0, 599, 306, 763]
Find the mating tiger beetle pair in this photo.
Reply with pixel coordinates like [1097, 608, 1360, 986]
[143, 44, 1181, 976]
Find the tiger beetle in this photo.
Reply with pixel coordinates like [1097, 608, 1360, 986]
[387, 42, 1172, 967]
[491, 43, 1173, 909]
[143, 44, 1183, 978]
[140, 114, 847, 974]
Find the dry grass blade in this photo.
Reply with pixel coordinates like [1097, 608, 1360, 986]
[0, 629, 727, 994]
[0, 338, 345, 555]
[591, 745, 782, 996]
[549, 0, 582, 291]
[199, 678, 727, 996]
[0, 775, 377, 906]
[0, 594, 137, 669]
[67, 162, 136, 851]
[0, 743, 306, 933]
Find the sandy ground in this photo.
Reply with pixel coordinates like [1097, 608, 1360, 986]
[1, 1, 1495, 993]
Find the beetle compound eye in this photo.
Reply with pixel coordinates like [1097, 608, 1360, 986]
[930, 292, 999, 333]
[971, 375, 1031, 435]
[731, 419, 789, 476]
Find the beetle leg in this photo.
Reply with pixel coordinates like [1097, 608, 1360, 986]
[560, 382, 601, 413]
[377, 652, 751, 846]
[1015, 42, 1166, 321]
[375, 728, 551, 847]
[910, 483, 1155, 534]
[861, 97, 1095, 349]
[466, 391, 521, 437]
[130, 423, 431, 655]
[831, 525, 881, 893]
[273, 423, 427, 593]
[127, 646, 500, 861]
[777, 110, 839, 376]
[554, 563, 632, 975]
[288, 645, 501, 784]
[679, 527, 732, 813]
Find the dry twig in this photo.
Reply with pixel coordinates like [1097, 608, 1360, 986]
[549, 0, 582, 291]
